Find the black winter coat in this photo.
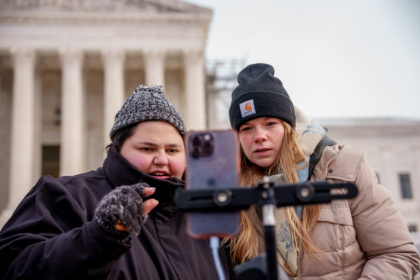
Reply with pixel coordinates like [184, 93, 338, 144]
[0, 146, 233, 279]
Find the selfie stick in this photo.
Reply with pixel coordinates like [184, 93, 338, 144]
[175, 180, 358, 280]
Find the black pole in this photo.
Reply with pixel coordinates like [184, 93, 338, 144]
[260, 177, 278, 280]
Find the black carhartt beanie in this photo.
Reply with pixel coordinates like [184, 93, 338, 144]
[229, 63, 295, 130]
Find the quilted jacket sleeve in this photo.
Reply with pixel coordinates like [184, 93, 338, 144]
[346, 149, 420, 279]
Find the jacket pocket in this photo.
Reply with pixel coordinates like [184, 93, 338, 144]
[318, 200, 353, 226]
[313, 201, 357, 253]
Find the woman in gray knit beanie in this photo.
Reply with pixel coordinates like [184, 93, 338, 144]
[0, 85, 234, 279]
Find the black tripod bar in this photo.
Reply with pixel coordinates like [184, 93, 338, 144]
[175, 180, 358, 280]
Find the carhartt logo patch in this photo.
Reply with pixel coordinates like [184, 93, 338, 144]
[240, 99, 256, 118]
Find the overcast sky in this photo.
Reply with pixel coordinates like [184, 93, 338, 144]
[187, 0, 420, 120]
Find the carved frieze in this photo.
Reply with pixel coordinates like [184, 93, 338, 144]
[0, 0, 211, 13]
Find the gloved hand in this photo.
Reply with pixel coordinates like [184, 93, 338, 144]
[95, 183, 154, 243]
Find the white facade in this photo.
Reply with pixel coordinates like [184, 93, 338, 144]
[316, 117, 420, 233]
[0, 0, 211, 227]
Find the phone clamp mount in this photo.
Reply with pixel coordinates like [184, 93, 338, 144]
[175, 180, 358, 280]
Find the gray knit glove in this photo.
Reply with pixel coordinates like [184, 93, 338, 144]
[95, 183, 148, 243]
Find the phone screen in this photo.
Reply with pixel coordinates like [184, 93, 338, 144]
[185, 129, 241, 239]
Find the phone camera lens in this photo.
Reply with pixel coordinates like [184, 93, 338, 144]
[192, 135, 201, 147]
[192, 147, 201, 158]
[203, 140, 214, 157]
[190, 133, 214, 158]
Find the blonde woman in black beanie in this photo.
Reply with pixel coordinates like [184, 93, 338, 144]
[0, 85, 234, 279]
[225, 63, 420, 279]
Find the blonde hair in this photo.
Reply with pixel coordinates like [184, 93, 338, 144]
[223, 121, 321, 274]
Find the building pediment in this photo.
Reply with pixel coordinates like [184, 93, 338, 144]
[0, 0, 211, 14]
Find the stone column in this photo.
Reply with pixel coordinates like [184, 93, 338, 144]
[380, 146, 399, 200]
[144, 50, 165, 86]
[102, 49, 125, 147]
[183, 50, 206, 130]
[59, 49, 85, 176]
[3, 48, 36, 219]
[34, 70, 42, 179]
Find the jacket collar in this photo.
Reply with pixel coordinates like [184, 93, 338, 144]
[311, 144, 362, 182]
[103, 145, 185, 205]
[312, 145, 339, 180]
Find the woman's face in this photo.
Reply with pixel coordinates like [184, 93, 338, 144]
[120, 121, 186, 180]
[238, 117, 285, 168]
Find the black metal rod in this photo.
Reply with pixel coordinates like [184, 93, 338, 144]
[262, 204, 278, 280]
[260, 177, 278, 280]
[264, 225, 278, 280]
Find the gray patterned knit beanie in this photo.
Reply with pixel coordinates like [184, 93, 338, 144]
[109, 85, 187, 140]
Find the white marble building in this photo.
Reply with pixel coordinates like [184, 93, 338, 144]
[0, 0, 211, 226]
[316, 117, 420, 233]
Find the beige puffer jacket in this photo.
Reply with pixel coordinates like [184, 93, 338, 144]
[296, 144, 420, 279]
